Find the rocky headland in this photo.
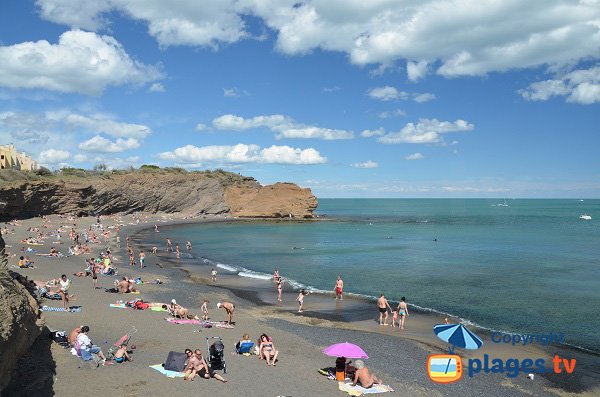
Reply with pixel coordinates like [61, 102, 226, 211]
[0, 168, 318, 220]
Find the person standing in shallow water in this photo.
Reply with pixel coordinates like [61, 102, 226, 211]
[377, 294, 392, 326]
[397, 297, 409, 330]
[335, 276, 344, 300]
[166, 238, 172, 252]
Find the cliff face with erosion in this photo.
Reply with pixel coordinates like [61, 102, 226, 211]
[0, 233, 44, 391]
[0, 171, 318, 220]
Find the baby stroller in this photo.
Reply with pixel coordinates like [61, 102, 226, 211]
[206, 336, 227, 373]
[107, 326, 138, 360]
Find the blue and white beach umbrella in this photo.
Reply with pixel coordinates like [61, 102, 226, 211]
[433, 323, 483, 352]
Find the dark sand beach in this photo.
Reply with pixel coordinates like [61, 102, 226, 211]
[3, 214, 599, 397]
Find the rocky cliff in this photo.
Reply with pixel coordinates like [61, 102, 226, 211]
[0, 170, 318, 220]
[0, 233, 44, 391]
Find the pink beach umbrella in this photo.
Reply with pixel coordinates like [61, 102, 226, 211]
[322, 342, 369, 359]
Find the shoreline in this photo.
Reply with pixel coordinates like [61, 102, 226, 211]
[129, 218, 600, 394]
[2, 213, 599, 396]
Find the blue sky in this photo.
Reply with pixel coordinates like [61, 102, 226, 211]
[1, 0, 599, 198]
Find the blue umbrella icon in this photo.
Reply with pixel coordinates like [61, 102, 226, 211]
[433, 323, 483, 353]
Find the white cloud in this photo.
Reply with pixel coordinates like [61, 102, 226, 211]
[378, 109, 407, 119]
[38, 148, 71, 164]
[519, 65, 600, 104]
[79, 136, 141, 153]
[351, 160, 378, 168]
[360, 128, 385, 137]
[322, 86, 341, 93]
[368, 86, 406, 101]
[59, 113, 151, 138]
[413, 93, 436, 103]
[223, 87, 248, 98]
[73, 154, 88, 163]
[36, 1, 600, 79]
[211, 114, 353, 140]
[276, 126, 353, 140]
[405, 152, 424, 160]
[376, 119, 474, 144]
[0, 30, 162, 95]
[369, 87, 435, 102]
[149, 82, 165, 92]
[195, 123, 207, 131]
[407, 60, 429, 82]
[158, 143, 326, 165]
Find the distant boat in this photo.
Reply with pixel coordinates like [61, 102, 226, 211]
[579, 214, 592, 220]
[496, 199, 509, 207]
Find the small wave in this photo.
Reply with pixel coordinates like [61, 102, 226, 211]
[238, 271, 273, 281]
[216, 263, 241, 273]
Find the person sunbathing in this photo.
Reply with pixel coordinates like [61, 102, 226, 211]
[69, 326, 83, 347]
[258, 334, 279, 366]
[351, 360, 381, 389]
[234, 333, 253, 353]
[184, 350, 227, 382]
[114, 344, 132, 363]
[117, 277, 137, 293]
[166, 299, 197, 319]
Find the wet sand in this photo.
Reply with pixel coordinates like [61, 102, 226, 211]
[2, 214, 599, 397]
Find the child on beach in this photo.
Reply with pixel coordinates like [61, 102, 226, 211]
[391, 309, 399, 327]
[297, 289, 309, 312]
[201, 299, 209, 320]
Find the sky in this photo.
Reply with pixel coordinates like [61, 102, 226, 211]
[0, 0, 599, 198]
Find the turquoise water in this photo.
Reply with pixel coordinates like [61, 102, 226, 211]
[158, 199, 600, 351]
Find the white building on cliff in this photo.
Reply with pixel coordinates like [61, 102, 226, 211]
[0, 144, 38, 171]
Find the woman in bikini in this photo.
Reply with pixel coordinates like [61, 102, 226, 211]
[258, 334, 279, 366]
[397, 296, 409, 330]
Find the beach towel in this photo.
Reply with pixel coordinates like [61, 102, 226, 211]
[109, 303, 127, 308]
[338, 382, 394, 396]
[166, 318, 201, 325]
[149, 364, 185, 378]
[41, 306, 82, 312]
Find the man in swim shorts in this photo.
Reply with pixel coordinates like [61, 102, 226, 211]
[217, 301, 235, 324]
[352, 360, 381, 388]
[377, 294, 392, 326]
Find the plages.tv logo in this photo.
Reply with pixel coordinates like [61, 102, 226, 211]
[427, 323, 482, 384]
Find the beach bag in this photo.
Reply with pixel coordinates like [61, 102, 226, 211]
[164, 351, 187, 372]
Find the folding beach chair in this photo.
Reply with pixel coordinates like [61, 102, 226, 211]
[236, 341, 254, 354]
[107, 326, 137, 359]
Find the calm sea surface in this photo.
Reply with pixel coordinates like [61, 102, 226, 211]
[156, 199, 600, 351]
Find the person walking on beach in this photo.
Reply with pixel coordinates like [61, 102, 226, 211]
[91, 260, 98, 289]
[201, 298, 209, 321]
[175, 244, 180, 259]
[128, 247, 135, 267]
[335, 276, 344, 300]
[211, 268, 217, 282]
[397, 297, 409, 330]
[116, 235, 120, 248]
[277, 278, 283, 302]
[166, 238, 173, 252]
[217, 301, 235, 324]
[139, 250, 145, 269]
[377, 294, 392, 326]
[57, 274, 71, 311]
[297, 289, 310, 313]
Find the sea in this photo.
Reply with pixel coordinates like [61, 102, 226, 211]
[150, 199, 600, 352]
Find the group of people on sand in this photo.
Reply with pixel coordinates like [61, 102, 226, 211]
[164, 298, 236, 324]
[183, 349, 227, 382]
[233, 333, 280, 366]
[68, 325, 131, 365]
[377, 295, 409, 329]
